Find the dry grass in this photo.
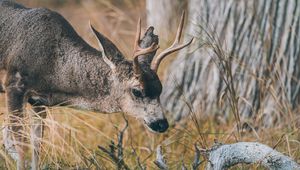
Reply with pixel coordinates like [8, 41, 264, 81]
[0, 94, 299, 169]
[0, 0, 299, 169]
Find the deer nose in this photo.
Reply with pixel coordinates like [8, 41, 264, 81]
[148, 119, 169, 133]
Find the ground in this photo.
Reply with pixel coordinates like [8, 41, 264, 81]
[0, 0, 299, 169]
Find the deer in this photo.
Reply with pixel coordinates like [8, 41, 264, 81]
[0, 1, 193, 169]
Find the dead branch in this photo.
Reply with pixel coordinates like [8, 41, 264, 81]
[204, 142, 300, 170]
[98, 116, 130, 170]
[154, 145, 168, 170]
[192, 144, 201, 169]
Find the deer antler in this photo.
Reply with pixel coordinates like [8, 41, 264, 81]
[151, 11, 194, 72]
[133, 18, 159, 76]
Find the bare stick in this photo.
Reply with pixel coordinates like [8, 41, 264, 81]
[154, 145, 168, 170]
[192, 144, 201, 170]
[204, 142, 300, 170]
[98, 115, 130, 170]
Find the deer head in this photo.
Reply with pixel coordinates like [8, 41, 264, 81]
[90, 12, 193, 133]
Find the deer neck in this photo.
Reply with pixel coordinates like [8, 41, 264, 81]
[58, 41, 125, 113]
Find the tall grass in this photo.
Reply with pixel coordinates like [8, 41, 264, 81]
[1, 104, 298, 169]
[162, 0, 300, 127]
[0, 0, 299, 169]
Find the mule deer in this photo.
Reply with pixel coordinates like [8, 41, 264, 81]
[0, 1, 193, 169]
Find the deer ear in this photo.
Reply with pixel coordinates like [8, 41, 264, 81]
[89, 23, 124, 64]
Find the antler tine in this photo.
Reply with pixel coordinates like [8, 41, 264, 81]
[134, 18, 141, 52]
[151, 11, 194, 72]
[132, 18, 159, 76]
[133, 18, 159, 58]
[133, 43, 159, 58]
[174, 11, 185, 45]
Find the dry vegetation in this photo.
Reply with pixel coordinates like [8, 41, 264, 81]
[0, 0, 299, 169]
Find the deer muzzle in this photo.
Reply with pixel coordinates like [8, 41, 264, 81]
[147, 118, 169, 133]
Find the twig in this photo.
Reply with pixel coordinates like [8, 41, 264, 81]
[192, 144, 201, 170]
[205, 142, 300, 170]
[154, 145, 168, 170]
[98, 115, 130, 170]
[181, 162, 188, 170]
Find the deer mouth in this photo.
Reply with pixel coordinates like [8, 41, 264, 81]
[144, 119, 169, 133]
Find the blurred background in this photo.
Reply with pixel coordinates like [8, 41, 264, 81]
[18, 0, 147, 59]
[1, 0, 300, 169]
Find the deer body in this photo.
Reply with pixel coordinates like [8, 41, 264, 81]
[0, 2, 121, 111]
[0, 1, 192, 169]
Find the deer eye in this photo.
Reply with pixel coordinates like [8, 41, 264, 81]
[131, 89, 143, 98]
